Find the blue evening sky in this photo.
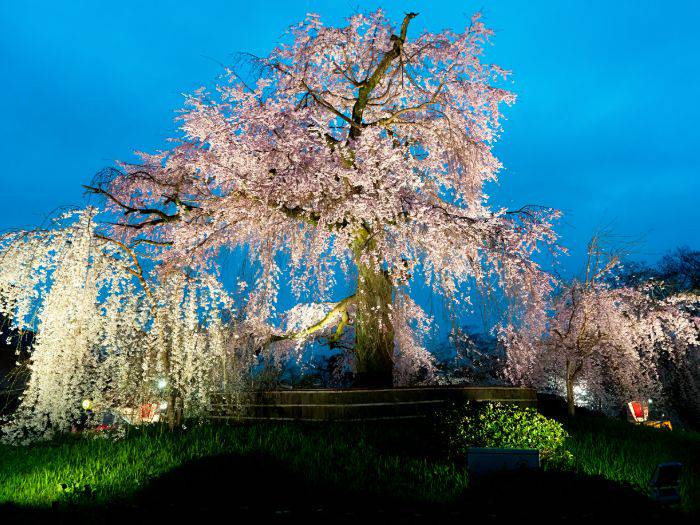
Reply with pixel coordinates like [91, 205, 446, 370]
[1, 0, 698, 283]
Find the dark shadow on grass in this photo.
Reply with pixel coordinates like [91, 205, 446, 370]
[0, 452, 693, 524]
[462, 468, 691, 521]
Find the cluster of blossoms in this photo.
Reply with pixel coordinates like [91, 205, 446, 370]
[0, 210, 249, 442]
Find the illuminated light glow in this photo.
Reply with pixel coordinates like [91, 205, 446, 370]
[573, 385, 587, 398]
[157, 378, 168, 390]
[81, 399, 92, 411]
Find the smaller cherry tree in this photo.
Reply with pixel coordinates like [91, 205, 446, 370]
[0, 209, 248, 442]
[505, 236, 699, 416]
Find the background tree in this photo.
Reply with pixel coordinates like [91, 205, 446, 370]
[87, 10, 558, 386]
[617, 246, 699, 296]
[617, 247, 700, 425]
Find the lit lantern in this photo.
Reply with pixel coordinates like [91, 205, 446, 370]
[81, 399, 92, 411]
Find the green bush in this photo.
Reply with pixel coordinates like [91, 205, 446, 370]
[441, 402, 573, 467]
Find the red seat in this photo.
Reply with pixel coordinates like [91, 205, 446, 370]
[631, 401, 643, 419]
[627, 401, 647, 422]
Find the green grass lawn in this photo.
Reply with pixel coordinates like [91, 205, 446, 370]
[563, 415, 700, 514]
[0, 415, 697, 521]
[0, 420, 467, 508]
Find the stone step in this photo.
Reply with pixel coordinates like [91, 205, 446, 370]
[208, 386, 536, 421]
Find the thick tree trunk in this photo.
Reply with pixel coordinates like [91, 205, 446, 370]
[167, 391, 183, 430]
[566, 360, 576, 417]
[566, 379, 576, 417]
[353, 232, 394, 387]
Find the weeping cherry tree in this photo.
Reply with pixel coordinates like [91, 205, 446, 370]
[86, 10, 559, 386]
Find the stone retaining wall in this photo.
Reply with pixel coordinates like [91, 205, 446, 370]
[210, 386, 537, 421]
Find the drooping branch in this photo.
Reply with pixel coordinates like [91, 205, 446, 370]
[84, 184, 181, 226]
[295, 294, 356, 340]
[266, 294, 357, 348]
[90, 174, 323, 232]
[93, 233, 154, 302]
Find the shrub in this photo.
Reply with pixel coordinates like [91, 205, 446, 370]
[441, 402, 573, 467]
